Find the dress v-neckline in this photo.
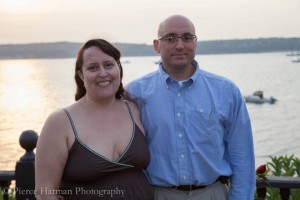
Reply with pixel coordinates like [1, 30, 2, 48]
[63, 101, 136, 166]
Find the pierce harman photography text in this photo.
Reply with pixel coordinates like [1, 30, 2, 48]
[1, 187, 125, 198]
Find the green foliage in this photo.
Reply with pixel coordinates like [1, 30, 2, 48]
[255, 155, 300, 200]
[0, 187, 15, 200]
[268, 156, 283, 176]
[293, 157, 300, 177]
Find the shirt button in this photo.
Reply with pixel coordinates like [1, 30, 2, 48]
[179, 133, 183, 138]
[181, 154, 184, 159]
[183, 176, 187, 180]
[177, 93, 181, 97]
[177, 113, 181, 117]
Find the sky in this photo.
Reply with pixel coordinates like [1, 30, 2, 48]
[0, 0, 300, 45]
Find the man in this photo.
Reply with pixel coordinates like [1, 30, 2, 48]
[126, 15, 255, 200]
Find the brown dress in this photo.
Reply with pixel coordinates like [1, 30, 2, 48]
[59, 103, 153, 200]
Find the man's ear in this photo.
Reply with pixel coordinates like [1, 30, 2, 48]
[153, 39, 160, 53]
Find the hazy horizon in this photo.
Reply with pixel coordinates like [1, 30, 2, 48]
[1, 0, 300, 45]
[1, 37, 300, 46]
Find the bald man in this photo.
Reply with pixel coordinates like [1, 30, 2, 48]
[127, 15, 255, 200]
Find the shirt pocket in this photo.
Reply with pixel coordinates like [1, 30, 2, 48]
[188, 107, 223, 145]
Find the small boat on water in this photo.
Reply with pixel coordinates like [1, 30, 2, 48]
[291, 52, 300, 63]
[154, 60, 161, 64]
[244, 91, 277, 104]
[288, 49, 300, 63]
[292, 59, 300, 63]
[121, 60, 130, 64]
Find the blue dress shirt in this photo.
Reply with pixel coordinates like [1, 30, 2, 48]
[126, 60, 255, 199]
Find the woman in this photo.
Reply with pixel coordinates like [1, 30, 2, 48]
[35, 39, 153, 200]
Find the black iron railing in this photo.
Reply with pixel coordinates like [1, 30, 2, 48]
[0, 130, 38, 200]
[256, 176, 300, 200]
[0, 130, 300, 200]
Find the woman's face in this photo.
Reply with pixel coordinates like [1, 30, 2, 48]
[78, 46, 121, 101]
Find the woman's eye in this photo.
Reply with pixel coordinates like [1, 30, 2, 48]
[105, 62, 115, 68]
[87, 66, 97, 71]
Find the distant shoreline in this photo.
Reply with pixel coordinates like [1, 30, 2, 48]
[0, 37, 299, 59]
[0, 51, 291, 60]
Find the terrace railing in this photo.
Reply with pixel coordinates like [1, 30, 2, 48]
[0, 130, 38, 200]
[0, 130, 300, 200]
[256, 176, 300, 200]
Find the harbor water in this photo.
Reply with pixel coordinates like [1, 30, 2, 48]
[0, 52, 299, 170]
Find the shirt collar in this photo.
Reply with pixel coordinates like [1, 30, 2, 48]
[158, 60, 201, 88]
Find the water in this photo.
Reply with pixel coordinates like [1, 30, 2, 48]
[0, 53, 299, 170]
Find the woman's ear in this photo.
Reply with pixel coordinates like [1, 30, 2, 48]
[78, 70, 84, 81]
[153, 39, 160, 53]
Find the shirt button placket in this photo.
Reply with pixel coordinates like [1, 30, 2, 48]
[175, 87, 188, 184]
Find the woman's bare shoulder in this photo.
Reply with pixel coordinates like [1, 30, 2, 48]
[123, 100, 145, 134]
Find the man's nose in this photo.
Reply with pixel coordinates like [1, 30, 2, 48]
[175, 38, 184, 49]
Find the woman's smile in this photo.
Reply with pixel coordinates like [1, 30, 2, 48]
[97, 80, 111, 87]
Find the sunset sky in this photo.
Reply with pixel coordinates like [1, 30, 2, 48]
[1, 0, 300, 45]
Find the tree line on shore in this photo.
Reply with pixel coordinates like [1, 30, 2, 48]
[0, 37, 299, 59]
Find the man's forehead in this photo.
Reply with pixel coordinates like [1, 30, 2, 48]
[158, 17, 195, 36]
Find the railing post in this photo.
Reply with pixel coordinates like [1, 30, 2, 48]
[15, 130, 38, 200]
[0, 179, 11, 200]
[279, 188, 290, 200]
[256, 187, 266, 199]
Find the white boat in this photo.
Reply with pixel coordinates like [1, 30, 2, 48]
[292, 58, 300, 63]
[292, 52, 300, 63]
[244, 91, 277, 104]
[288, 49, 300, 63]
[154, 60, 161, 64]
[121, 60, 130, 64]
